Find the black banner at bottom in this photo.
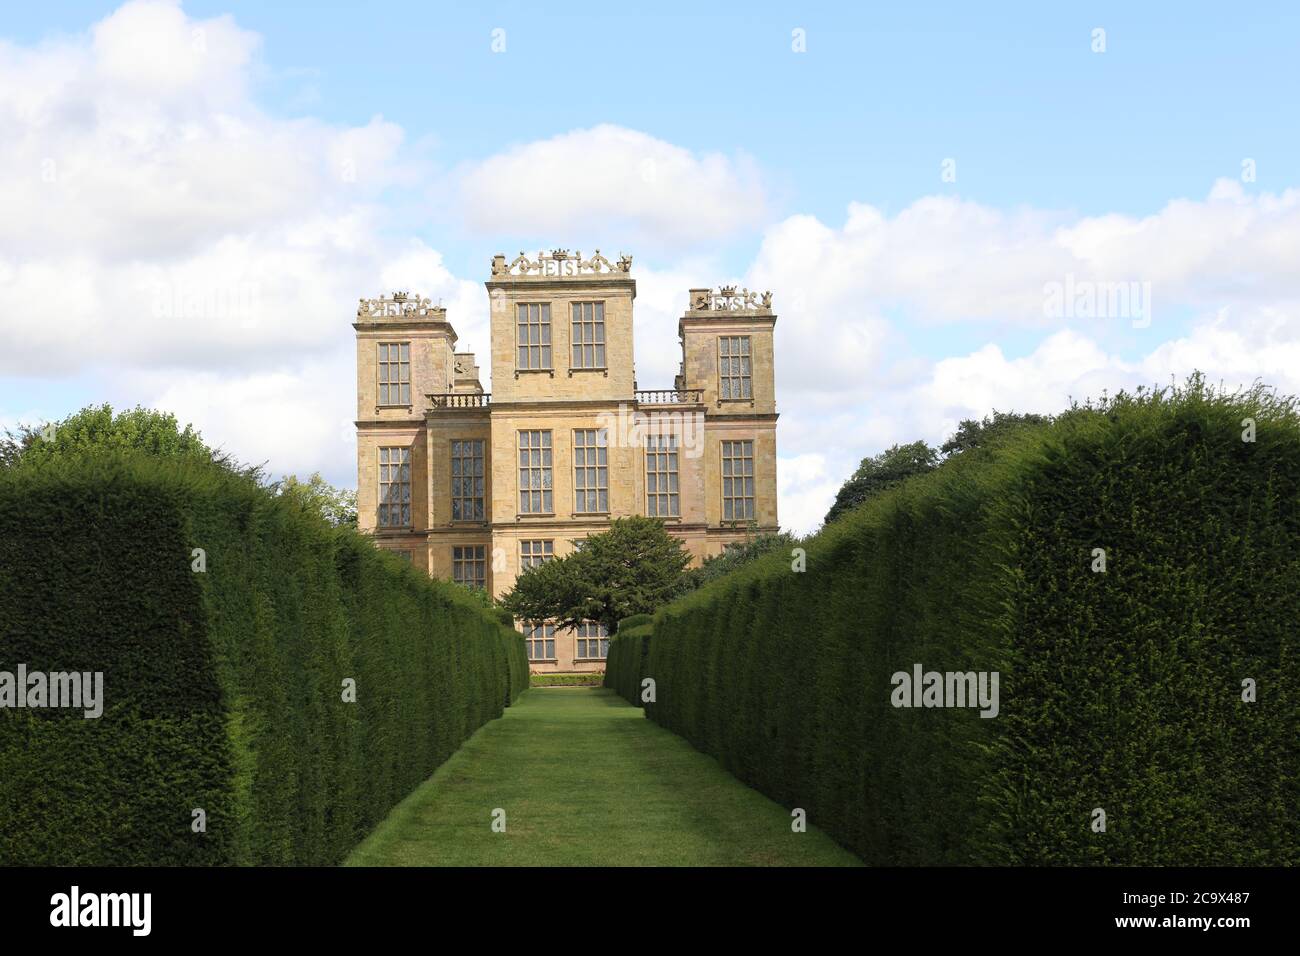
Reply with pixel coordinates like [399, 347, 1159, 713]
[0, 866, 1284, 941]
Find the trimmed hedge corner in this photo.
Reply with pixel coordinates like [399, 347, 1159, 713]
[605, 623, 652, 705]
[616, 613, 653, 634]
[612, 382, 1300, 864]
[0, 453, 527, 865]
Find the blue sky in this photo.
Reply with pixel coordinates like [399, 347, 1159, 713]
[2, 1, 1298, 531]
[12, 1, 1295, 225]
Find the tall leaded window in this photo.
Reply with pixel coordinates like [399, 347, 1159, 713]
[452, 545, 486, 589]
[518, 430, 553, 514]
[571, 302, 606, 369]
[575, 621, 609, 660]
[573, 429, 609, 513]
[520, 539, 554, 570]
[378, 342, 410, 405]
[718, 336, 752, 399]
[721, 440, 755, 521]
[517, 303, 552, 370]
[451, 439, 485, 521]
[645, 434, 679, 517]
[378, 446, 411, 527]
[525, 623, 556, 661]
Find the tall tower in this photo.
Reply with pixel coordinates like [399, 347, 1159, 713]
[483, 250, 640, 601]
[679, 286, 779, 532]
[486, 250, 636, 405]
[353, 291, 462, 570]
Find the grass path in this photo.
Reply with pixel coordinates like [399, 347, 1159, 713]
[345, 688, 861, 866]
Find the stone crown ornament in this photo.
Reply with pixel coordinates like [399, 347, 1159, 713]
[690, 287, 773, 312]
[357, 292, 445, 318]
[491, 249, 633, 277]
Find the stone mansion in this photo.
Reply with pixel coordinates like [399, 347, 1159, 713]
[354, 250, 779, 671]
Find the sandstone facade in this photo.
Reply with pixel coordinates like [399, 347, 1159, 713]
[354, 250, 779, 671]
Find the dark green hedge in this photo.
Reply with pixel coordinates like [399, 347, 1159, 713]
[531, 673, 604, 686]
[635, 382, 1300, 864]
[616, 613, 653, 634]
[605, 625, 651, 705]
[0, 453, 527, 865]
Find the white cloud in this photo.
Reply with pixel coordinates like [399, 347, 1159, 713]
[777, 453, 841, 540]
[455, 125, 767, 249]
[747, 183, 1300, 397]
[884, 305, 1300, 454]
[742, 184, 1300, 532]
[140, 350, 355, 484]
[628, 256, 723, 388]
[772, 305, 1300, 535]
[0, 1, 462, 491]
[90, 0, 258, 105]
[0, 0, 416, 378]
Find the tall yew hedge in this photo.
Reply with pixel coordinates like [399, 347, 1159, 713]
[0, 453, 526, 865]
[605, 615, 653, 705]
[617, 381, 1300, 864]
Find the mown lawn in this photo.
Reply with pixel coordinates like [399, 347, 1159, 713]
[344, 687, 861, 866]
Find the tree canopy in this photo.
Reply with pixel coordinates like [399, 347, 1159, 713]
[823, 410, 1054, 526]
[939, 409, 1050, 458]
[823, 440, 939, 525]
[0, 403, 258, 479]
[500, 516, 692, 632]
[276, 472, 358, 527]
[679, 531, 798, 591]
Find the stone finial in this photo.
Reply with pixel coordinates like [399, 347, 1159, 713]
[497, 249, 631, 277]
[357, 292, 445, 318]
[688, 287, 773, 312]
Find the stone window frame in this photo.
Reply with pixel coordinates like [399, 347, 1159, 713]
[377, 341, 411, 407]
[520, 539, 554, 571]
[516, 302, 553, 371]
[525, 622, 556, 661]
[570, 301, 607, 371]
[573, 428, 609, 514]
[452, 544, 487, 590]
[645, 433, 680, 518]
[518, 430, 554, 515]
[721, 439, 755, 522]
[717, 335, 753, 401]
[377, 446, 412, 527]
[574, 621, 610, 661]
[450, 439, 486, 522]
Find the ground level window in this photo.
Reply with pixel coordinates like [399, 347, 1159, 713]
[575, 621, 609, 660]
[526, 623, 556, 661]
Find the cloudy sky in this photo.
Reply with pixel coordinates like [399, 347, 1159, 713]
[2, 1, 1298, 533]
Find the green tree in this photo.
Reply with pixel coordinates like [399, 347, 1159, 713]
[679, 530, 798, 592]
[939, 409, 1050, 458]
[501, 516, 692, 632]
[0, 404, 258, 479]
[277, 472, 358, 527]
[823, 440, 939, 525]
